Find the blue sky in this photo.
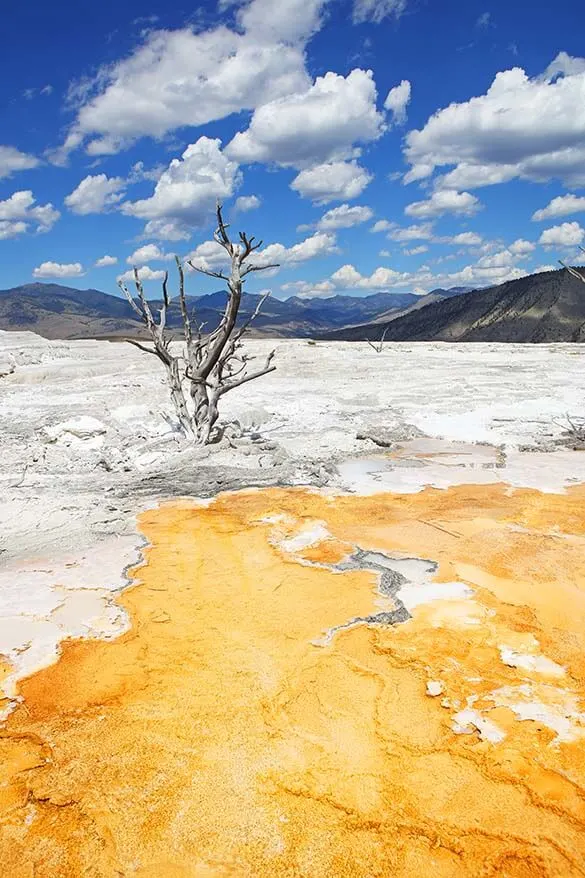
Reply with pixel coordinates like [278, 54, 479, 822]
[1, 0, 585, 298]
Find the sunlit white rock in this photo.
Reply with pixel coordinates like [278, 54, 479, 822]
[499, 645, 565, 677]
[279, 522, 331, 553]
[43, 415, 108, 448]
[452, 708, 506, 743]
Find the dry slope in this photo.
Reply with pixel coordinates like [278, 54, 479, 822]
[325, 268, 585, 343]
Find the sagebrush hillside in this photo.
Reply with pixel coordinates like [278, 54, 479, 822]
[323, 268, 585, 343]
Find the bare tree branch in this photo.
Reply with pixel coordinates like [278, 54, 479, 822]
[366, 324, 390, 353]
[175, 256, 192, 345]
[122, 268, 193, 436]
[118, 280, 145, 320]
[161, 271, 170, 308]
[126, 338, 161, 357]
[231, 290, 271, 342]
[133, 268, 157, 331]
[188, 263, 229, 282]
[241, 263, 280, 277]
[218, 350, 276, 396]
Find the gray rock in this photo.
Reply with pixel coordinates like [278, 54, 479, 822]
[356, 422, 426, 447]
[43, 416, 108, 446]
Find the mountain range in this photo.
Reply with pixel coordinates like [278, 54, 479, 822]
[0, 283, 469, 340]
[2, 268, 583, 343]
[323, 267, 585, 343]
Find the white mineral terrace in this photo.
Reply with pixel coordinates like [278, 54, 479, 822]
[1, 330, 585, 701]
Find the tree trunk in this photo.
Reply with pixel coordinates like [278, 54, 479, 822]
[199, 391, 220, 445]
[188, 380, 210, 443]
[165, 358, 194, 437]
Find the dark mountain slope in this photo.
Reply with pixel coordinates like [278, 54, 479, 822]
[323, 269, 585, 343]
[368, 286, 475, 326]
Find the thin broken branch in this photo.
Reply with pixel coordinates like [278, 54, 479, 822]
[126, 338, 160, 357]
[188, 264, 229, 282]
[176, 256, 192, 345]
[118, 280, 145, 320]
[218, 350, 276, 396]
[231, 290, 271, 342]
[366, 324, 390, 353]
[241, 263, 279, 277]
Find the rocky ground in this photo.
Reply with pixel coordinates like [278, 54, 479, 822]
[1, 328, 585, 703]
[2, 330, 585, 550]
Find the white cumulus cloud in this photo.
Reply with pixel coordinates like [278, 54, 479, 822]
[405, 52, 585, 189]
[234, 195, 261, 212]
[188, 230, 338, 274]
[226, 69, 386, 168]
[33, 261, 84, 279]
[403, 245, 428, 256]
[0, 221, 27, 240]
[317, 204, 373, 229]
[532, 193, 585, 222]
[0, 190, 60, 238]
[95, 255, 118, 267]
[331, 263, 407, 289]
[370, 219, 392, 233]
[52, 0, 328, 160]
[405, 190, 481, 219]
[539, 222, 585, 248]
[448, 231, 483, 246]
[384, 79, 411, 125]
[291, 160, 373, 204]
[508, 238, 535, 256]
[118, 265, 167, 283]
[0, 145, 40, 179]
[127, 244, 172, 265]
[127, 161, 166, 183]
[65, 173, 126, 214]
[120, 137, 241, 240]
[237, 0, 326, 44]
[187, 240, 229, 272]
[327, 250, 558, 295]
[252, 231, 339, 268]
[280, 279, 336, 298]
[387, 222, 435, 241]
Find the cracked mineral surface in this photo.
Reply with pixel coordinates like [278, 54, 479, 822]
[2, 333, 585, 875]
[1, 485, 585, 876]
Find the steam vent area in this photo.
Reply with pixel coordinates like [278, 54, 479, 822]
[2, 337, 585, 876]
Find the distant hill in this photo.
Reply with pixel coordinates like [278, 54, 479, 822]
[322, 269, 585, 343]
[0, 284, 140, 340]
[362, 286, 474, 326]
[0, 283, 468, 340]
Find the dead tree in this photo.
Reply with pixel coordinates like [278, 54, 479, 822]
[119, 203, 278, 444]
[366, 324, 390, 353]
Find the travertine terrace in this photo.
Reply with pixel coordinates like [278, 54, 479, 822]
[1, 331, 585, 876]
